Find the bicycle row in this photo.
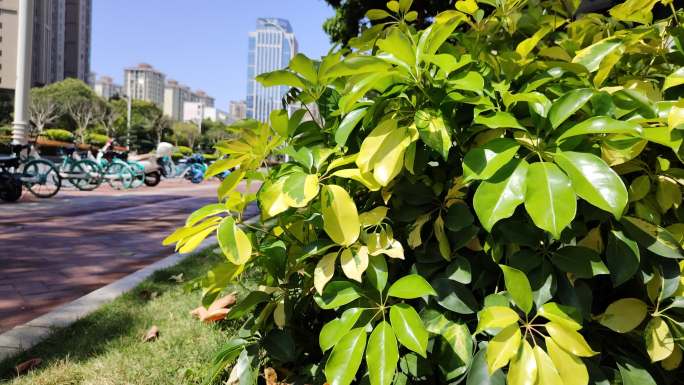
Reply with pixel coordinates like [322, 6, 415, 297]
[0, 141, 217, 202]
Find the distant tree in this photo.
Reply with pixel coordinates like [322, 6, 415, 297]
[322, 0, 451, 45]
[172, 121, 201, 150]
[48, 78, 100, 133]
[95, 101, 120, 139]
[152, 113, 171, 146]
[0, 89, 13, 125]
[67, 96, 105, 144]
[29, 86, 61, 134]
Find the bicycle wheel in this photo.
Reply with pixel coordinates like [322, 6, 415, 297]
[22, 159, 61, 198]
[0, 173, 22, 202]
[71, 159, 102, 191]
[105, 162, 134, 190]
[128, 162, 145, 188]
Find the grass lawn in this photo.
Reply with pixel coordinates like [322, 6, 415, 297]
[0, 246, 239, 385]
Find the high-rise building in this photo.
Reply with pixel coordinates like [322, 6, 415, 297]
[194, 90, 215, 108]
[183, 101, 229, 124]
[0, 0, 90, 90]
[124, 63, 166, 108]
[246, 18, 297, 122]
[229, 100, 247, 121]
[63, 0, 91, 81]
[163, 79, 193, 121]
[94, 75, 122, 99]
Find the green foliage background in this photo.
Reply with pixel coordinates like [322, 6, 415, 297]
[169, 1, 684, 384]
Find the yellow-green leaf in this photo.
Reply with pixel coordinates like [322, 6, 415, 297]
[532, 346, 563, 385]
[283, 172, 320, 208]
[499, 265, 533, 314]
[545, 322, 597, 357]
[645, 317, 675, 362]
[599, 298, 648, 333]
[435, 214, 451, 260]
[321, 185, 361, 246]
[664, 67, 684, 92]
[408, 213, 431, 248]
[340, 247, 369, 282]
[315, 252, 338, 294]
[507, 340, 537, 385]
[217, 217, 252, 265]
[486, 324, 521, 374]
[476, 306, 520, 333]
[359, 206, 389, 227]
[545, 337, 588, 385]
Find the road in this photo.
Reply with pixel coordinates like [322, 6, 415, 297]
[0, 179, 256, 333]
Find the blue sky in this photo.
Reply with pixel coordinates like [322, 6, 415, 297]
[91, 0, 335, 110]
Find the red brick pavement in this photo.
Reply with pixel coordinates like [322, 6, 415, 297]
[0, 179, 257, 333]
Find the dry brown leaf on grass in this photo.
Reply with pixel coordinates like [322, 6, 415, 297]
[169, 273, 184, 282]
[15, 358, 41, 375]
[189, 292, 237, 323]
[264, 367, 293, 385]
[142, 325, 159, 342]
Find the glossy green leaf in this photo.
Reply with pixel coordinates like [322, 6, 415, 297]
[474, 159, 528, 231]
[377, 27, 415, 67]
[645, 317, 675, 362]
[474, 112, 525, 130]
[466, 349, 505, 385]
[320, 307, 364, 352]
[524, 162, 576, 239]
[558, 117, 642, 142]
[321, 185, 360, 246]
[463, 138, 520, 182]
[415, 109, 451, 160]
[664, 67, 684, 92]
[387, 274, 437, 299]
[256, 70, 305, 88]
[336, 108, 367, 146]
[390, 304, 429, 357]
[500, 265, 534, 314]
[367, 255, 389, 293]
[366, 321, 399, 385]
[599, 298, 648, 333]
[315, 281, 362, 309]
[621, 216, 684, 259]
[325, 328, 367, 385]
[572, 38, 622, 72]
[551, 246, 609, 279]
[548, 89, 594, 129]
[486, 324, 521, 374]
[448, 71, 485, 92]
[628, 175, 651, 202]
[606, 229, 641, 286]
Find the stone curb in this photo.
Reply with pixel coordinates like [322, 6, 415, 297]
[0, 214, 261, 363]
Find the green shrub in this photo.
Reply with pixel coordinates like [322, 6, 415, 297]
[41, 128, 74, 143]
[86, 133, 109, 147]
[168, 1, 684, 384]
[175, 145, 192, 156]
[203, 152, 219, 161]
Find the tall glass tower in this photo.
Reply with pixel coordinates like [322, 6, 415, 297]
[246, 18, 298, 122]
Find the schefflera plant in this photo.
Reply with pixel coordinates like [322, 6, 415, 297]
[166, 0, 684, 384]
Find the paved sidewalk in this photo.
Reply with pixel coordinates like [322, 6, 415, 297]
[0, 180, 257, 333]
